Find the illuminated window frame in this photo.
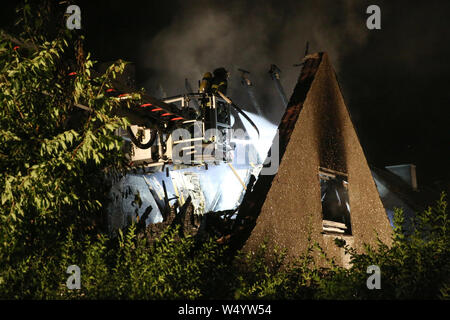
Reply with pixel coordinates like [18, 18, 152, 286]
[319, 167, 352, 235]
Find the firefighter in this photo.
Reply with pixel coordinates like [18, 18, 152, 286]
[198, 67, 230, 124]
[211, 67, 229, 95]
[199, 67, 229, 95]
[199, 72, 213, 93]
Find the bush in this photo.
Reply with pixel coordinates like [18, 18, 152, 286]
[314, 192, 450, 300]
[1, 194, 448, 299]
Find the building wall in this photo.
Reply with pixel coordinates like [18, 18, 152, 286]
[243, 53, 392, 266]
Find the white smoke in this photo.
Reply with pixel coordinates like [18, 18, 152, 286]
[139, 0, 370, 123]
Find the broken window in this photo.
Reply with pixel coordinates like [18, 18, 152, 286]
[319, 169, 352, 235]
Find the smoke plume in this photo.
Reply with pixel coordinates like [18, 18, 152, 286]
[139, 0, 370, 123]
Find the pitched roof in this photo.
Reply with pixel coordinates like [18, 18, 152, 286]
[222, 52, 392, 265]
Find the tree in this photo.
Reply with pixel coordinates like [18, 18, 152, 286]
[0, 1, 135, 297]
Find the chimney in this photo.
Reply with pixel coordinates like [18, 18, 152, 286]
[385, 164, 418, 191]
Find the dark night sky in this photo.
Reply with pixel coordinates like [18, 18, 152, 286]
[1, 1, 449, 191]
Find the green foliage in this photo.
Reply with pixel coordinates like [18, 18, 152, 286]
[3, 194, 446, 300]
[313, 193, 450, 300]
[0, 33, 130, 232]
[0, 222, 229, 300]
[0, 2, 132, 298]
